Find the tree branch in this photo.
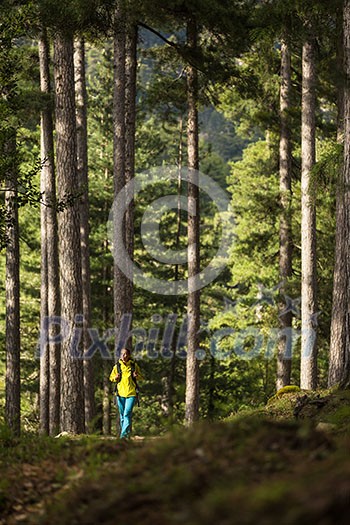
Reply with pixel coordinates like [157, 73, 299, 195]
[137, 21, 206, 75]
[137, 22, 180, 50]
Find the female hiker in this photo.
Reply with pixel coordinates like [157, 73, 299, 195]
[109, 348, 143, 439]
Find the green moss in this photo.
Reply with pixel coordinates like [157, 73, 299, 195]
[277, 385, 301, 395]
[268, 385, 301, 402]
[326, 405, 350, 429]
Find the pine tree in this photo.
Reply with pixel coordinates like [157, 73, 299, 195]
[300, 27, 318, 390]
[5, 132, 21, 436]
[54, 29, 85, 433]
[185, 15, 200, 425]
[113, 0, 128, 358]
[277, 36, 293, 390]
[329, 0, 350, 388]
[1, 1, 23, 436]
[74, 37, 95, 431]
[124, 22, 137, 323]
[38, 27, 61, 436]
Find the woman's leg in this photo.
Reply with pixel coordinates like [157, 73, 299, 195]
[116, 396, 126, 435]
[120, 396, 136, 438]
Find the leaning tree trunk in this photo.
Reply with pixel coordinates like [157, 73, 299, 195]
[54, 31, 85, 434]
[185, 16, 200, 425]
[5, 131, 21, 437]
[276, 38, 293, 391]
[300, 34, 318, 390]
[329, 0, 350, 388]
[38, 29, 61, 436]
[74, 37, 95, 431]
[113, 1, 128, 358]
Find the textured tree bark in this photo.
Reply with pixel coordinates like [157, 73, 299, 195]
[185, 16, 200, 425]
[39, 76, 49, 434]
[54, 31, 85, 433]
[329, 0, 350, 388]
[300, 35, 318, 390]
[38, 29, 61, 436]
[276, 38, 293, 391]
[124, 22, 137, 331]
[74, 37, 95, 431]
[5, 132, 21, 436]
[113, 1, 128, 357]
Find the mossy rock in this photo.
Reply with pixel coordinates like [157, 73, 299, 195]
[266, 388, 328, 421]
[269, 385, 301, 401]
[265, 388, 350, 432]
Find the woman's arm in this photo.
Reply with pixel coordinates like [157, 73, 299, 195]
[109, 365, 120, 382]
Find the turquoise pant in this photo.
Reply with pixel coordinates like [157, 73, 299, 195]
[116, 396, 136, 438]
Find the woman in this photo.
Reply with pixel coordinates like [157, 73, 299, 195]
[109, 348, 143, 439]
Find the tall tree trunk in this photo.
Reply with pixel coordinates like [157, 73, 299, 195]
[103, 162, 112, 434]
[300, 34, 318, 390]
[329, 0, 350, 388]
[113, 1, 128, 357]
[38, 29, 61, 436]
[74, 37, 95, 431]
[167, 115, 184, 417]
[5, 131, 21, 436]
[39, 101, 49, 435]
[124, 23, 137, 325]
[54, 31, 85, 433]
[276, 38, 293, 390]
[102, 220, 112, 435]
[185, 16, 200, 425]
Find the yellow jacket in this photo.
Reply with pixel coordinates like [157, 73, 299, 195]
[109, 359, 143, 398]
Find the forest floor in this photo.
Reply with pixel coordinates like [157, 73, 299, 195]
[0, 388, 350, 525]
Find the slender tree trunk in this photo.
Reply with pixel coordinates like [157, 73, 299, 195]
[54, 31, 85, 433]
[276, 38, 293, 390]
[102, 224, 112, 435]
[103, 160, 112, 434]
[329, 0, 350, 388]
[167, 116, 184, 416]
[74, 37, 95, 431]
[38, 29, 61, 436]
[300, 35, 318, 390]
[124, 23, 137, 324]
[113, 1, 128, 357]
[5, 131, 21, 436]
[185, 16, 200, 425]
[39, 96, 49, 435]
